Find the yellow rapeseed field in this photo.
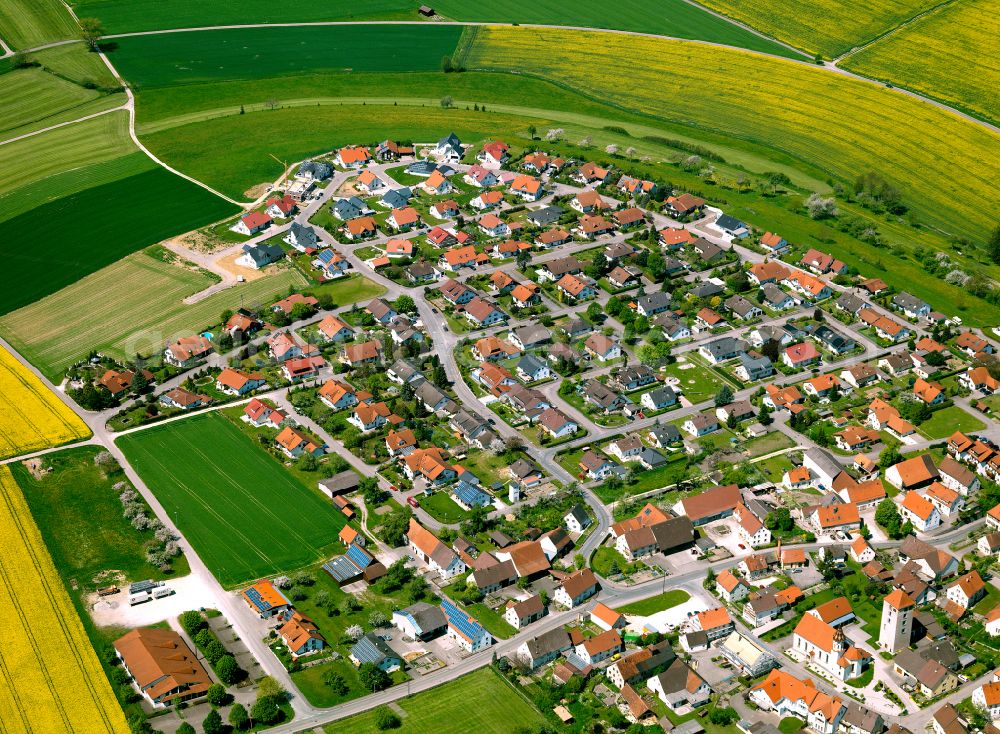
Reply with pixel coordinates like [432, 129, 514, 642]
[0, 344, 90, 459]
[843, 0, 999, 125]
[695, 0, 935, 57]
[0, 466, 129, 733]
[466, 26, 1000, 244]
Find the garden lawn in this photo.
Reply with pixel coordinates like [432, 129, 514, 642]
[662, 358, 726, 404]
[0, 252, 305, 381]
[917, 406, 985, 440]
[695, 0, 934, 57]
[466, 26, 1000, 246]
[108, 26, 465, 88]
[10, 446, 189, 586]
[614, 590, 690, 616]
[323, 667, 544, 734]
[842, 0, 999, 125]
[117, 412, 347, 587]
[744, 431, 796, 458]
[307, 275, 386, 305]
[973, 584, 1000, 615]
[465, 601, 517, 640]
[420, 490, 471, 524]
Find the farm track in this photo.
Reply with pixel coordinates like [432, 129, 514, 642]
[17, 20, 999, 136]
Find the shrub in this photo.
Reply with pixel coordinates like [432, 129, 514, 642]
[374, 706, 401, 730]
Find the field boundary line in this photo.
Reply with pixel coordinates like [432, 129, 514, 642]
[832, 0, 957, 63]
[678, 0, 809, 58]
[0, 103, 127, 147]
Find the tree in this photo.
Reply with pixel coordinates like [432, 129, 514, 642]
[250, 695, 282, 726]
[177, 724, 196, 734]
[407, 575, 429, 603]
[765, 507, 794, 532]
[264, 98, 279, 111]
[440, 95, 454, 109]
[360, 476, 386, 505]
[180, 610, 206, 637]
[586, 302, 604, 322]
[759, 404, 772, 426]
[215, 654, 240, 685]
[875, 497, 903, 538]
[369, 611, 388, 628]
[257, 676, 286, 702]
[79, 17, 104, 50]
[379, 508, 412, 546]
[202, 709, 224, 734]
[228, 703, 249, 731]
[708, 709, 739, 727]
[322, 669, 349, 696]
[988, 225, 1000, 265]
[527, 125, 537, 139]
[714, 385, 734, 407]
[441, 55, 453, 73]
[395, 294, 416, 313]
[206, 683, 229, 707]
[374, 705, 401, 730]
[461, 505, 491, 535]
[878, 445, 902, 469]
[359, 662, 391, 692]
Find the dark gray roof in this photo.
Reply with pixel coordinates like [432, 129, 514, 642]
[637, 292, 672, 312]
[527, 206, 564, 225]
[240, 243, 284, 268]
[351, 633, 399, 665]
[512, 323, 550, 347]
[690, 281, 724, 298]
[649, 423, 681, 445]
[522, 628, 571, 658]
[399, 602, 447, 635]
[761, 283, 790, 306]
[318, 470, 360, 494]
[288, 221, 318, 246]
[381, 188, 413, 207]
[716, 214, 745, 232]
[517, 354, 548, 375]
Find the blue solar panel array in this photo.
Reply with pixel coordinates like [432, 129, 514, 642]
[453, 481, 491, 508]
[244, 586, 288, 613]
[440, 599, 487, 642]
[346, 544, 374, 569]
[350, 635, 390, 665]
[323, 557, 361, 584]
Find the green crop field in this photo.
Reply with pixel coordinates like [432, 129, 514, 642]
[0, 111, 134, 199]
[0, 0, 80, 49]
[695, 0, 936, 57]
[118, 413, 347, 588]
[141, 103, 554, 198]
[30, 42, 122, 88]
[435, 0, 801, 57]
[0, 251, 305, 380]
[842, 0, 999, 125]
[466, 26, 1000, 246]
[0, 67, 123, 142]
[0, 164, 238, 317]
[76, 0, 800, 57]
[10, 446, 189, 586]
[107, 25, 464, 88]
[73, 0, 421, 33]
[323, 668, 544, 734]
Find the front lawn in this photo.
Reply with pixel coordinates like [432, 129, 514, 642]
[974, 584, 1000, 615]
[662, 357, 727, 403]
[419, 490, 471, 524]
[306, 274, 386, 305]
[614, 590, 690, 616]
[917, 405, 986, 440]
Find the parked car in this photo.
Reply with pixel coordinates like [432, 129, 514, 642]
[407, 496, 419, 508]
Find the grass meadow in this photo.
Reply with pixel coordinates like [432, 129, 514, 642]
[0, 111, 134, 199]
[117, 413, 347, 587]
[0, 165, 238, 316]
[842, 0, 999, 124]
[435, 0, 801, 57]
[108, 25, 464, 88]
[0, 252, 305, 380]
[74, 0, 420, 33]
[696, 0, 935, 57]
[323, 668, 544, 734]
[0, 0, 80, 49]
[466, 26, 1000, 246]
[0, 466, 129, 733]
[0, 345, 90, 461]
[141, 103, 555, 198]
[0, 67, 123, 142]
[11, 446, 189, 586]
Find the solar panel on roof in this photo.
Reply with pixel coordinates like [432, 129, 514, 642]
[565, 652, 588, 669]
[440, 600, 486, 640]
[346, 544, 373, 569]
[323, 557, 362, 583]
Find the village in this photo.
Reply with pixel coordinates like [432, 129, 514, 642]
[34, 131, 1000, 734]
